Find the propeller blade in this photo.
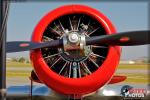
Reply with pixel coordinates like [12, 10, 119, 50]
[6, 30, 149, 53]
[6, 39, 63, 53]
[86, 30, 150, 46]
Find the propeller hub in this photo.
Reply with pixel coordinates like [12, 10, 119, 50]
[68, 33, 79, 43]
[61, 31, 91, 62]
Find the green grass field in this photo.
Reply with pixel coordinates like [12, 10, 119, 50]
[118, 64, 149, 70]
[6, 62, 150, 84]
[115, 73, 149, 84]
[7, 62, 32, 67]
[7, 62, 149, 69]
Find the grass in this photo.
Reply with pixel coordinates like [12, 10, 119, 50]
[6, 62, 32, 68]
[6, 70, 31, 77]
[7, 72, 30, 77]
[117, 64, 149, 84]
[6, 62, 32, 77]
[115, 73, 149, 84]
[7, 61, 149, 69]
[6, 61, 150, 84]
[118, 64, 149, 70]
[124, 78, 149, 84]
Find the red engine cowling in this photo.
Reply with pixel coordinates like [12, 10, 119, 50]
[30, 5, 121, 95]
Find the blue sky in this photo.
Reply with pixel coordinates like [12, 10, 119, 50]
[7, 1, 149, 60]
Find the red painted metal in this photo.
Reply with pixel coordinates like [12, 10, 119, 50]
[19, 43, 29, 47]
[108, 75, 127, 84]
[120, 37, 130, 42]
[30, 5, 121, 95]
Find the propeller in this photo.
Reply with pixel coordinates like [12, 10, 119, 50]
[6, 30, 149, 53]
[86, 30, 150, 46]
[6, 39, 63, 53]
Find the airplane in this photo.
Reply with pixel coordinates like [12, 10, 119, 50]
[2, 4, 150, 100]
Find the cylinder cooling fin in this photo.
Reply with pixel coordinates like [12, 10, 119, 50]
[30, 5, 121, 95]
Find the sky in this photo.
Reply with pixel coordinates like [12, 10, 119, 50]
[6, 1, 149, 60]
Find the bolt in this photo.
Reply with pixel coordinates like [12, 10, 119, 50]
[73, 62, 77, 66]
[68, 33, 79, 43]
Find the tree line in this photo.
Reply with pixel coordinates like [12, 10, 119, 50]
[11, 57, 30, 63]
